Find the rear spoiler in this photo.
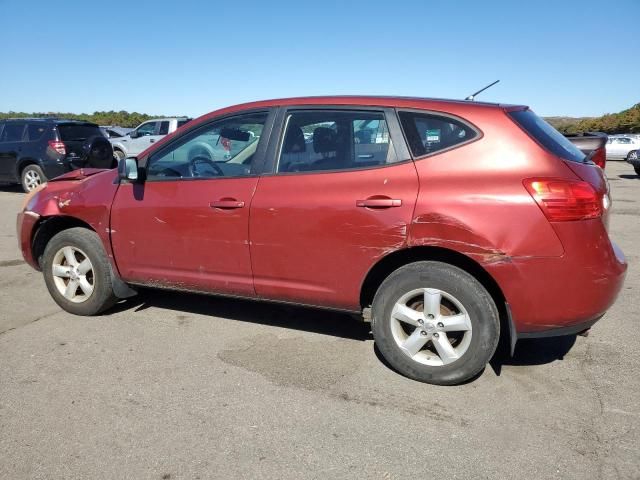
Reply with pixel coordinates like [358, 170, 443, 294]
[564, 132, 608, 154]
[565, 132, 608, 169]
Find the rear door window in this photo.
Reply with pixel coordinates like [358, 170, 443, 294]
[398, 111, 478, 157]
[57, 124, 102, 141]
[277, 110, 398, 173]
[508, 109, 586, 163]
[158, 121, 171, 135]
[0, 122, 26, 142]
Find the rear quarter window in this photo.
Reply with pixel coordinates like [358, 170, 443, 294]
[508, 109, 586, 163]
[26, 124, 47, 141]
[398, 111, 478, 157]
[57, 124, 103, 141]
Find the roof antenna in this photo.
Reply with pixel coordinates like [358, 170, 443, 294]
[465, 80, 500, 101]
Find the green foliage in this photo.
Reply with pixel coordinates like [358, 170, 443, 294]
[546, 103, 640, 135]
[0, 110, 187, 128]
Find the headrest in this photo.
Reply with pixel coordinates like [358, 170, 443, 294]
[313, 127, 338, 154]
[283, 126, 305, 153]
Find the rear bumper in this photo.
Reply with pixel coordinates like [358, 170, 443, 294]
[487, 221, 627, 335]
[16, 211, 40, 270]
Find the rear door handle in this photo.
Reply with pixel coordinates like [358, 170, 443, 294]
[356, 197, 402, 208]
[149, 139, 155, 143]
[210, 199, 245, 209]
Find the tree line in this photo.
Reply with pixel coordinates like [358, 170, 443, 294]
[2, 103, 639, 134]
[0, 110, 187, 128]
[545, 103, 640, 135]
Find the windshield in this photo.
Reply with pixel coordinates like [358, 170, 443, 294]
[508, 109, 586, 163]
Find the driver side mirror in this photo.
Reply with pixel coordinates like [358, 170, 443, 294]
[129, 130, 139, 139]
[118, 157, 141, 182]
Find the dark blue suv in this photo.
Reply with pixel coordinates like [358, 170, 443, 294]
[0, 119, 114, 192]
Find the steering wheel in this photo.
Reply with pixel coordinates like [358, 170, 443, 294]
[189, 155, 224, 177]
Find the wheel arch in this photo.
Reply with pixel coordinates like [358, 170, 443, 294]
[360, 245, 507, 316]
[31, 215, 137, 299]
[32, 216, 96, 269]
[16, 157, 44, 180]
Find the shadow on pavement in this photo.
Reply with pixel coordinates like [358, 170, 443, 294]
[108, 287, 372, 342]
[489, 334, 577, 377]
[618, 174, 639, 180]
[108, 287, 579, 382]
[0, 184, 23, 193]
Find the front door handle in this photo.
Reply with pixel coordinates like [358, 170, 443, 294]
[356, 197, 402, 208]
[210, 199, 245, 209]
[149, 139, 155, 143]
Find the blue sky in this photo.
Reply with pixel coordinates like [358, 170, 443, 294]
[1, 0, 638, 118]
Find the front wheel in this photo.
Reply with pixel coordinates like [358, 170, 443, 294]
[635, 166, 640, 176]
[372, 261, 499, 385]
[42, 228, 117, 315]
[627, 150, 638, 162]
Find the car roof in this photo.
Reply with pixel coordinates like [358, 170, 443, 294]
[226, 95, 524, 110]
[0, 118, 97, 125]
[194, 95, 528, 124]
[143, 117, 191, 122]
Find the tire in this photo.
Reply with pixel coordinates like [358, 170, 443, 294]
[635, 166, 640, 176]
[113, 149, 126, 162]
[82, 136, 114, 169]
[20, 164, 47, 193]
[372, 261, 499, 385]
[42, 227, 117, 315]
[627, 150, 638, 162]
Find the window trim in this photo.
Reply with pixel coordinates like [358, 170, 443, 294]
[262, 105, 412, 177]
[141, 109, 275, 183]
[396, 108, 483, 161]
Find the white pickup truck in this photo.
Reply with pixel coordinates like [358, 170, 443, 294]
[110, 117, 191, 161]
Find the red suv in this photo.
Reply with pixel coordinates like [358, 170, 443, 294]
[16, 96, 627, 385]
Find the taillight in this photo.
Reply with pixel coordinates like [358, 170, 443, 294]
[523, 178, 603, 221]
[591, 147, 606, 169]
[48, 140, 66, 155]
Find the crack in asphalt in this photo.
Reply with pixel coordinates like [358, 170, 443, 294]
[0, 310, 60, 336]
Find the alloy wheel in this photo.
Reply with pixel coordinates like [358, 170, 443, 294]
[51, 246, 95, 303]
[24, 169, 43, 191]
[389, 288, 472, 366]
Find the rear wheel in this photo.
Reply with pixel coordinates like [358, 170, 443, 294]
[42, 228, 117, 315]
[635, 166, 640, 176]
[372, 261, 499, 385]
[21, 164, 46, 192]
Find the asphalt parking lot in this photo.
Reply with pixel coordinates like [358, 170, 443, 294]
[0, 161, 638, 480]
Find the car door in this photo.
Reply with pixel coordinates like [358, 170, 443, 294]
[249, 107, 419, 310]
[128, 121, 159, 156]
[0, 122, 26, 180]
[110, 110, 275, 296]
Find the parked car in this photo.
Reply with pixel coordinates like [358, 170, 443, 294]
[565, 132, 607, 169]
[0, 118, 114, 192]
[110, 118, 191, 161]
[626, 149, 640, 175]
[605, 135, 640, 160]
[100, 126, 133, 139]
[16, 96, 627, 385]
